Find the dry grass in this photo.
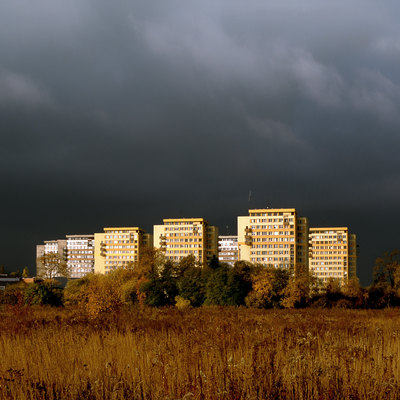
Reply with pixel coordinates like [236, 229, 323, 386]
[0, 306, 399, 399]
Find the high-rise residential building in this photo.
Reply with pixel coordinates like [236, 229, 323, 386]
[218, 236, 238, 266]
[36, 239, 67, 277]
[66, 235, 95, 278]
[308, 227, 357, 284]
[153, 218, 219, 265]
[238, 208, 309, 271]
[94, 227, 152, 274]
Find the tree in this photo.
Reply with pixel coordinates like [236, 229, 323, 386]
[204, 265, 230, 305]
[37, 252, 69, 281]
[373, 250, 400, 289]
[0, 265, 5, 274]
[177, 266, 207, 307]
[225, 261, 253, 305]
[22, 267, 29, 278]
[281, 267, 311, 308]
[140, 260, 178, 307]
[24, 282, 63, 306]
[245, 265, 290, 308]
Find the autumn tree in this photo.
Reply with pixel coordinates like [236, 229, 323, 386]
[245, 265, 290, 308]
[37, 252, 69, 281]
[281, 266, 311, 308]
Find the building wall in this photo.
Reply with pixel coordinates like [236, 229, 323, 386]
[94, 233, 106, 274]
[206, 225, 219, 262]
[94, 227, 147, 274]
[153, 218, 218, 265]
[309, 227, 356, 284]
[296, 216, 309, 272]
[66, 235, 94, 278]
[218, 235, 238, 266]
[237, 208, 308, 272]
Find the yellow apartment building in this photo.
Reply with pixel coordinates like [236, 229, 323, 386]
[94, 227, 152, 274]
[153, 218, 219, 265]
[238, 208, 309, 271]
[309, 227, 357, 284]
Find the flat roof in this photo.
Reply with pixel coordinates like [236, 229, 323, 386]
[163, 218, 206, 222]
[248, 208, 297, 213]
[310, 227, 348, 231]
[66, 234, 94, 238]
[104, 227, 143, 231]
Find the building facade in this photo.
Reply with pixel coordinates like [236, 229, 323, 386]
[66, 235, 95, 278]
[238, 208, 309, 272]
[308, 227, 357, 284]
[94, 227, 152, 274]
[218, 236, 238, 266]
[153, 218, 219, 265]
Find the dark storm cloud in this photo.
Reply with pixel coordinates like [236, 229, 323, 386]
[1, 0, 400, 283]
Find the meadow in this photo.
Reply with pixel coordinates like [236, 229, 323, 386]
[0, 307, 399, 399]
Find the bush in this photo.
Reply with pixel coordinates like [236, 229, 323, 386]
[24, 282, 63, 306]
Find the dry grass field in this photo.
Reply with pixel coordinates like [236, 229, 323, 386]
[0, 306, 399, 399]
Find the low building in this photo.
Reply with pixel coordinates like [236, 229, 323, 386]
[218, 236, 238, 266]
[0, 275, 20, 290]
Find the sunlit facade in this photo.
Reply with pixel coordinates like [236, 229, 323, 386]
[153, 218, 218, 265]
[309, 227, 357, 284]
[94, 227, 152, 274]
[238, 208, 309, 272]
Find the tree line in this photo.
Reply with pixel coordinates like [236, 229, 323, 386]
[2, 249, 400, 313]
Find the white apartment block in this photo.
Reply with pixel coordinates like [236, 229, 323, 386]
[218, 236, 238, 266]
[66, 235, 95, 278]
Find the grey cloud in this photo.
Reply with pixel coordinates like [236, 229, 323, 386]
[0, 69, 52, 107]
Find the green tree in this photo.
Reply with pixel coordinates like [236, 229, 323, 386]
[225, 261, 253, 305]
[177, 266, 207, 307]
[22, 267, 29, 278]
[204, 265, 230, 305]
[24, 282, 63, 306]
[140, 260, 178, 307]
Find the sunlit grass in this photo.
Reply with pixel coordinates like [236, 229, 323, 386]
[0, 306, 399, 399]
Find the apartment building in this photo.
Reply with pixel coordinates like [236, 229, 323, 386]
[238, 208, 309, 271]
[218, 236, 239, 266]
[94, 227, 152, 274]
[36, 239, 67, 277]
[309, 227, 357, 284]
[66, 235, 95, 278]
[153, 218, 219, 265]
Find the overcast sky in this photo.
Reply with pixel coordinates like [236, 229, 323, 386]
[1, 0, 400, 284]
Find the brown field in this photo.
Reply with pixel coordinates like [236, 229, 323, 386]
[0, 306, 399, 399]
